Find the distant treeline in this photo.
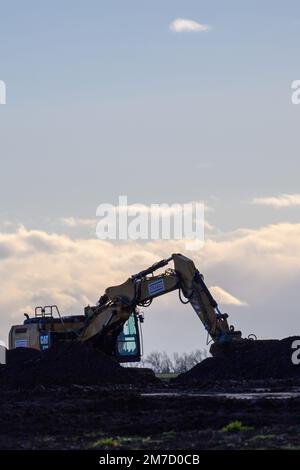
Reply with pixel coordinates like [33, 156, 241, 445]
[136, 350, 208, 374]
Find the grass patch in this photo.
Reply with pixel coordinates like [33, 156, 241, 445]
[89, 435, 153, 450]
[250, 434, 276, 441]
[91, 437, 121, 448]
[155, 373, 178, 380]
[222, 420, 253, 433]
[280, 443, 300, 450]
[162, 430, 177, 438]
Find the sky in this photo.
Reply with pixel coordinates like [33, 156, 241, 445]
[0, 1, 300, 355]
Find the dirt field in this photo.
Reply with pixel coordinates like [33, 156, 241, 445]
[0, 339, 300, 450]
[0, 381, 300, 450]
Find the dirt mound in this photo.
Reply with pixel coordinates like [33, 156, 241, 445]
[0, 343, 156, 389]
[6, 347, 41, 365]
[177, 336, 300, 385]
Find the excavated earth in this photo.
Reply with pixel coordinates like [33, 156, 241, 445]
[0, 337, 299, 450]
[177, 336, 300, 386]
[1, 343, 157, 388]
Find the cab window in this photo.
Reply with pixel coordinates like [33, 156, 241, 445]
[116, 314, 139, 357]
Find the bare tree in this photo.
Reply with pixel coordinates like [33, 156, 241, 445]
[141, 351, 172, 373]
[160, 352, 173, 374]
[140, 349, 207, 374]
[141, 351, 162, 372]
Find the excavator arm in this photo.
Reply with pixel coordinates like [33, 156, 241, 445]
[79, 254, 242, 354]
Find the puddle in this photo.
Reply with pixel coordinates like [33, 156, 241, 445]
[141, 391, 300, 400]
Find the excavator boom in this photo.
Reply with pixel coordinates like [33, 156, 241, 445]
[80, 253, 242, 348]
[9, 253, 243, 362]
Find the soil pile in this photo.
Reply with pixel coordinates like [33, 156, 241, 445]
[6, 347, 41, 365]
[177, 336, 300, 385]
[0, 342, 156, 389]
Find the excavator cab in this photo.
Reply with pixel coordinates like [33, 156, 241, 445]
[113, 313, 142, 362]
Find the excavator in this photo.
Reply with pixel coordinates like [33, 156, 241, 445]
[9, 253, 246, 362]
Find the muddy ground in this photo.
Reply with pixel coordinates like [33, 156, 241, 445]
[0, 339, 300, 450]
[0, 381, 300, 450]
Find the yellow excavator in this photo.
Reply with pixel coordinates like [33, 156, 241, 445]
[9, 253, 245, 362]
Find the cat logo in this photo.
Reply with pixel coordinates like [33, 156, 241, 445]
[40, 335, 50, 350]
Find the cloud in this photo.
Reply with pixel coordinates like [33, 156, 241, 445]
[209, 286, 247, 306]
[251, 193, 300, 208]
[62, 202, 208, 222]
[0, 226, 74, 259]
[60, 217, 96, 228]
[169, 18, 211, 33]
[204, 221, 215, 231]
[100, 200, 206, 216]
